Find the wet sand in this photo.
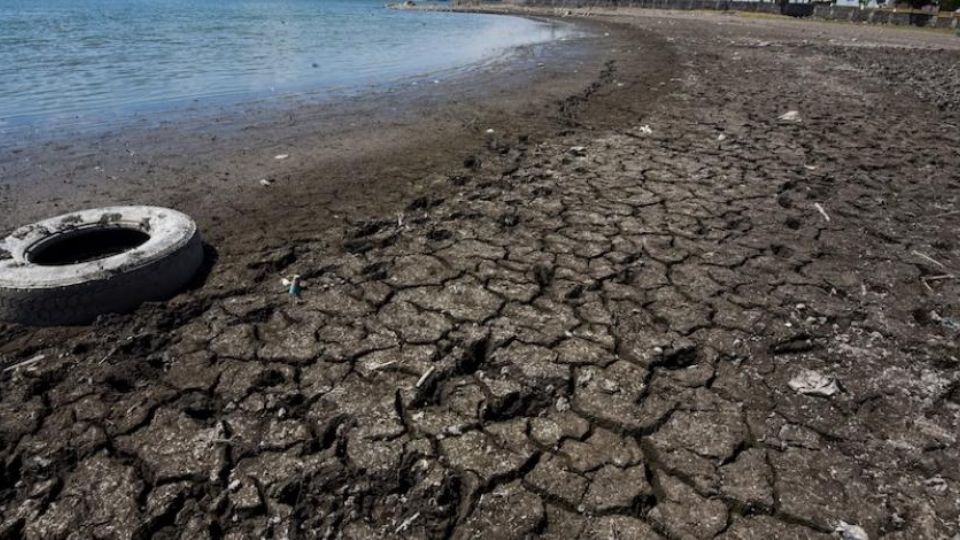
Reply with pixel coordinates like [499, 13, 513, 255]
[2, 7, 960, 539]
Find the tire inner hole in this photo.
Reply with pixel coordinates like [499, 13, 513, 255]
[29, 228, 150, 266]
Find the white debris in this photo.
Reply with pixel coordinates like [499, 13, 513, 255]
[924, 475, 948, 494]
[3, 354, 45, 373]
[778, 110, 801, 122]
[395, 512, 421, 534]
[789, 370, 840, 397]
[814, 202, 831, 222]
[835, 521, 869, 540]
[600, 379, 620, 394]
[485, 128, 496, 135]
[569, 145, 587, 156]
[717, 133, 727, 142]
[259, 178, 273, 187]
[638, 124, 653, 135]
[369, 360, 397, 372]
[416, 366, 436, 388]
[274, 153, 289, 160]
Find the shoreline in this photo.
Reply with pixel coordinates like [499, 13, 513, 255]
[2, 6, 959, 539]
[0, 14, 668, 266]
[0, 14, 584, 149]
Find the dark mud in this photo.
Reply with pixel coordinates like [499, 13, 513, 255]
[2, 9, 960, 540]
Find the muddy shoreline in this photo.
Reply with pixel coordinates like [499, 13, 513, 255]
[0, 15, 661, 264]
[2, 7, 960, 540]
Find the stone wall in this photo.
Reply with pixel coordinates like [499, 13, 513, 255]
[811, 4, 958, 28]
[507, 0, 784, 14]
[496, 0, 960, 28]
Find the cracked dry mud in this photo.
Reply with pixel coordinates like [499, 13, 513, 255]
[2, 10, 960, 540]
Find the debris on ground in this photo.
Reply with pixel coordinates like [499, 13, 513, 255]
[835, 521, 869, 540]
[930, 311, 960, 331]
[395, 512, 420, 534]
[778, 110, 801, 122]
[274, 153, 289, 160]
[416, 366, 436, 387]
[789, 369, 840, 397]
[912, 250, 948, 270]
[281, 274, 302, 301]
[814, 202, 831, 222]
[2, 353, 45, 373]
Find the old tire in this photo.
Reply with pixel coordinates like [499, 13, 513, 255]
[0, 206, 203, 326]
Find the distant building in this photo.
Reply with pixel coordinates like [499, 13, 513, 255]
[834, 0, 882, 6]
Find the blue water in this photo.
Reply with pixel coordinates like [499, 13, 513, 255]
[0, 0, 571, 130]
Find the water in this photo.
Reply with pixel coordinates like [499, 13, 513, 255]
[0, 0, 571, 131]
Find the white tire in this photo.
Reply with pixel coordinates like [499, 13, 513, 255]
[0, 206, 203, 326]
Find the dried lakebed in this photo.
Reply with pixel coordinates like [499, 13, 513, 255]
[2, 9, 960, 540]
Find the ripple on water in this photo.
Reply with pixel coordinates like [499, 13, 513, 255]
[0, 0, 578, 131]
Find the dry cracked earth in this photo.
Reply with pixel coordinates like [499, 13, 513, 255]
[2, 10, 960, 540]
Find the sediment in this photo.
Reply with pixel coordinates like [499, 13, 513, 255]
[1, 8, 960, 539]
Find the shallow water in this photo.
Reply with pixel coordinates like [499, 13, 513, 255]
[0, 0, 572, 131]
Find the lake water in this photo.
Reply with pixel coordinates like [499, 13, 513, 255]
[0, 0, 572, 131]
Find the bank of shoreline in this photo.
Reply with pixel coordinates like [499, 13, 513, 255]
[2, 6, 960, 539]
[0, 13, 660, 261]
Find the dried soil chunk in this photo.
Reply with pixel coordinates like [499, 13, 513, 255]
[440, 430, 531, 483]
[26, 454, 141, 539]
[580, 515, 662, 539]
[720, 447, 774, 509]
[649, 473, 728, 538]
[524, 454, 589, 506]
[115, 408, 226, 482]
[583, 464, 652, 513]
[456, 481, 544, 539]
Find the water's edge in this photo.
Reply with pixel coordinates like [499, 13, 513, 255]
[0, 2, 582, 145]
